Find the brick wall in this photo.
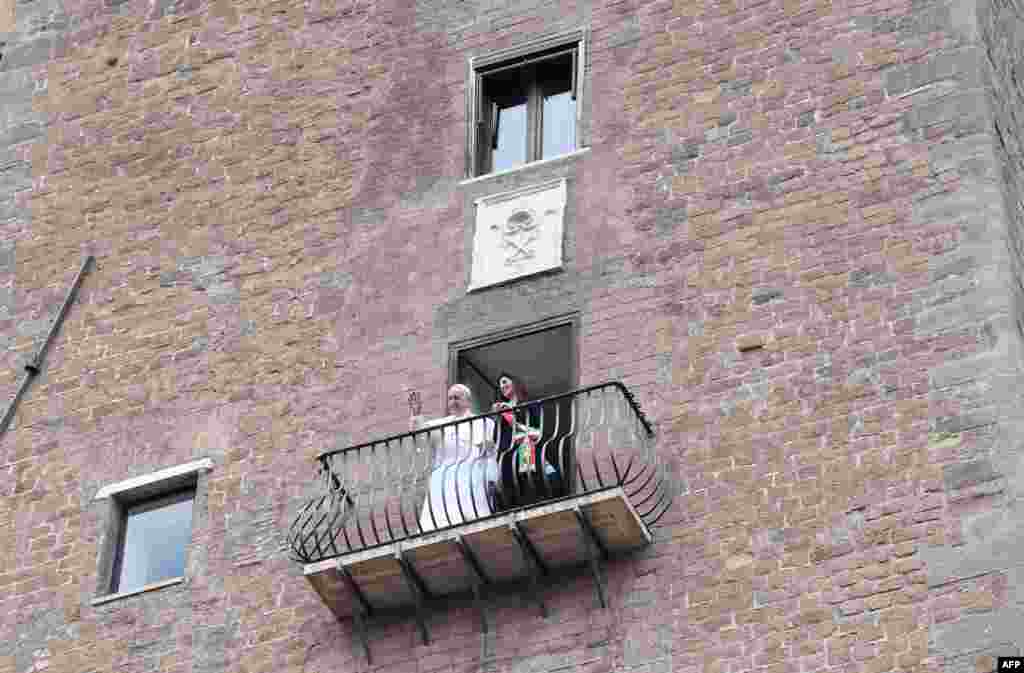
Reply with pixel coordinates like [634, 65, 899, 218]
[0, 0, 1021, 671]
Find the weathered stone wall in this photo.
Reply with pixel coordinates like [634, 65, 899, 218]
[0, 0, 1021, 671]
[918, 0, 1024, 668]
[983, 0, 1024, 335]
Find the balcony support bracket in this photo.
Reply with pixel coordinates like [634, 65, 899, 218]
[456, 536, 489, 633]
[471, 580, 487, 634]
[574, 506, 608, 608]
[339, 566, 374, 664]
[510, 521, 549, 575]
[455, 535, 491, 585]
[340, 566, 373, 617]
[396, 551, 431, 645]
[509, 522, 548, 618]
[352, 607, 372, 665]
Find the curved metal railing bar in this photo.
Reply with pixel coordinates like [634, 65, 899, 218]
[288, 381, 672, 564]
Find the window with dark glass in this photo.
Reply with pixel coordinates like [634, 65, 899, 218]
[475, 47, 578, 175]
[111, 488, 195, 594]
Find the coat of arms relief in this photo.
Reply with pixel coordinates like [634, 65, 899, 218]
[469, 179, 567, 290]
[498, 209, 539, 264]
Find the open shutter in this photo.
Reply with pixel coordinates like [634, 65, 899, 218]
[474, 74, 488, 175]
[570, 49, 577, 100]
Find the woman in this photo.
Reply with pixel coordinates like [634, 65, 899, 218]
[491, 373, 551, 509]
[411, 384, 496, 532]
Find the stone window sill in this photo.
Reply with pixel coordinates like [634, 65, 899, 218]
[460, 147, 590, 187]
[91, 576, 184, 606]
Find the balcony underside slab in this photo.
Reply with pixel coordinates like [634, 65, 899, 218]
[304, 487, 650, 619]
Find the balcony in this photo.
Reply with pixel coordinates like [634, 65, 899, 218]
[288, 382, 672, 654]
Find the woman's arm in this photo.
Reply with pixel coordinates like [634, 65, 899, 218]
[520, 403, 542, 431]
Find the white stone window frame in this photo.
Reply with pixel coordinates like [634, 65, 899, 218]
[92, 458, 212, 605]
[466, 28, 588, 179]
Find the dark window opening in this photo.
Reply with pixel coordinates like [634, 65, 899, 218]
[477, 48, 578, 176]
[111, 488, 195, 594]
[453, 322, 576, 510]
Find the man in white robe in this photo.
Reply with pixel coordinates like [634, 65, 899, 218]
[410, 384, 496, 531]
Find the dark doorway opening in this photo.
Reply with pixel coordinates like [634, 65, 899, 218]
[450, 318, 577, 510]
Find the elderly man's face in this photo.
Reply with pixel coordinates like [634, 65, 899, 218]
[447, 386, 471, 415]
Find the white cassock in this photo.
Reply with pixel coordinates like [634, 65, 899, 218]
[417, 414, 497, 532]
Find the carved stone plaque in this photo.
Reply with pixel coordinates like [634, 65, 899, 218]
[469, 179, 567, 291]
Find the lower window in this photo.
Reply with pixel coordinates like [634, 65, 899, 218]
[93, 458, 210, 602]
[112, 488, 195, 594]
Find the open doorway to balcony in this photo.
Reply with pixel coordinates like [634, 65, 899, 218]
[449, 316, 578, 511]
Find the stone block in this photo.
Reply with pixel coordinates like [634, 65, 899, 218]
[885, 48, 983, 97]
[902, 90, 990, 136]
[0, 36, 52, 70]
[943, 459, 999, 491]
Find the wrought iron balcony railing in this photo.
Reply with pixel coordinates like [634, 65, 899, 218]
[288, 381, 670, 565]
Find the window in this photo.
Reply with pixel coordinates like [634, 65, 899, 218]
[112, 488, 194, 594]
[471, 31, 585, 176]
[93, 458, 210, 603]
